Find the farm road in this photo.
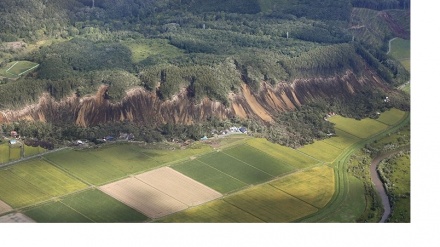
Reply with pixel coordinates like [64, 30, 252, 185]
[0, 147, 68, 168]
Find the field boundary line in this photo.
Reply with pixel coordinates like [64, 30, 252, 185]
[219, 149, 275, 177]
[222, 199, 267, 223]
[321, 139, 346, 151]
[293, 149, 323, 163]
[59, 200, 95, 223]
[193, 159, 249, 188]
[18, 64, 39, 76]
[42, 156, 93, 187]
[268, 183, 320, 210]
[5, 61, 18, 73]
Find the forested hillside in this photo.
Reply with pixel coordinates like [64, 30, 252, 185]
[0, 0, 410, 146]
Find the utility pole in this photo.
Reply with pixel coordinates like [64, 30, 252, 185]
[92, 0, 95, 8]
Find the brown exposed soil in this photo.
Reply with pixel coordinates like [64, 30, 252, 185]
[0, 68, 393, 127]
[0, 200, 12, 215]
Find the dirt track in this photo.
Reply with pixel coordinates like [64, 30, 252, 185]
[0, 213, 35, 223]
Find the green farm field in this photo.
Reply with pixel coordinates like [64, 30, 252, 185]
[246, 138, 320, 169]
[376, 108, 407, 125]
[322, 131, 361, 150]
[0, 159, 88, 208]
[24, 189, 149, 223]
[329, 116, 389, 139]
[297, 140, 344, 162]
[0, 143, 46, 163]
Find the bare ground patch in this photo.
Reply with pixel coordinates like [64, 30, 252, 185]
[136, 167, 222, 206]
[99, 177, 187, 219]
[0, 213, 35, 223]
[0, 200, 12, 215]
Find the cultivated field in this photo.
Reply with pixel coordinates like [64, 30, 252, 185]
[0, 143, 46, 163]
[0, 159, 88, 208]
[329, 116, 389, 139]
[389, 38, 410, 71]
[322, 131, 361, 150]
[24, 189, 148, 223]
[297, 140, 345, 162]
[100, 167, 221, 219]
[122, 39, 183, 63]
[376, 108, 406, 125]
[245, 138, 320, 169]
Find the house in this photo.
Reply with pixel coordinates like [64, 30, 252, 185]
[239, 127, 247, 134]
[201, 136, 208, 141]
[10, 131, 18, 138]
[104, 136, 115, 141]
[9, 139, 17, 145]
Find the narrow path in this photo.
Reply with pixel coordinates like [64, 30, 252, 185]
[387, 37, 397, 54]
[0, 147, 68, 168]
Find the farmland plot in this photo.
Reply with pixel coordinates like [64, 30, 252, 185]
[376, 108, 406, 125]
[297, 140, 344, 162]
[100, 177, 188, 219]
[224, 184, 318, 222]
[246, 138, 319, 169]
[329, 116, 388, 139]
[270, 166, 335, 208]
[136, 167, 222, 207]
[24, 189, 148, 223]
[172, 159, 248, 194]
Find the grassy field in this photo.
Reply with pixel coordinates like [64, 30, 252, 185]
[157, 199, 264, 223]
[122, 39, 183, 63]
[246, 138, 320, 169]
[389, 38, 410, 71]
[172, 159, 248, 194]
[329, 116, 389, 139]
[297, 140, 345, 162]
[376, 108, 406, 126]
[24, 189, 149, 223]
[0, 143, 46, 163]
[269, 166, 335, 209]
[323, 131, 361, 150]
[0, 159, 88, 208]
[0, 60, 39, 78]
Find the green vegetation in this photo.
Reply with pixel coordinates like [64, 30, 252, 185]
[378, 152, 410, 222]
[329, 116, 389, 139]
[25, 189, 149, 223]
[389, 38, 410, 71]
[0, 61, 39, 79]
[0, 159, 88, 208]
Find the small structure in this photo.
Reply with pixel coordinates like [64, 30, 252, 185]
[104, 136, 115, 141]
[239, 127, 247, 134]
[10, 131, 18, 138]
[9, 139, 17, 145]
[201, 136, 208, 141]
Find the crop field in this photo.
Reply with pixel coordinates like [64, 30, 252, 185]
[0, 159, 88, 208]
[197, 151, 273, 185]
[297, 140, 345, 162]
[0, 60, 39, 78]
[171, 159, 248, 194]
[157, 199, 264, 223]
[222, 144, 296, 176]
[44, 144, 169, 185]
[376, 108, 406, 125]
[322, 131, 360, 150]
[223, 184, 318, 222]
[245, 138, 320, 169]
[24, 189, 149, 223]
[329, 116, 388, 139]
[269, 166, 335, 209]
[0, 143, 9, 163]
[0, 143, 46, 163]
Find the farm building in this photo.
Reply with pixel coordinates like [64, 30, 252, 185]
[9, 139, 17, 145]
[239, 127, 247, 133]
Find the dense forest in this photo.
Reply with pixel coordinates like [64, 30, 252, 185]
[0, 0, 410, 145]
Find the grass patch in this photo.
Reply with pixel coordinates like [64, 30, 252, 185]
[389, 38, 410, 61]
[122, 39, 183, 63]
[329, 116, 388, 139]
[0, 60, 39, 78]
[376, 108, 406, 125]
[297, 140, 345, 162]
[171, 159, 247, 194]
[270, 166, 335, 209]
[323, 131, 361, 150]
